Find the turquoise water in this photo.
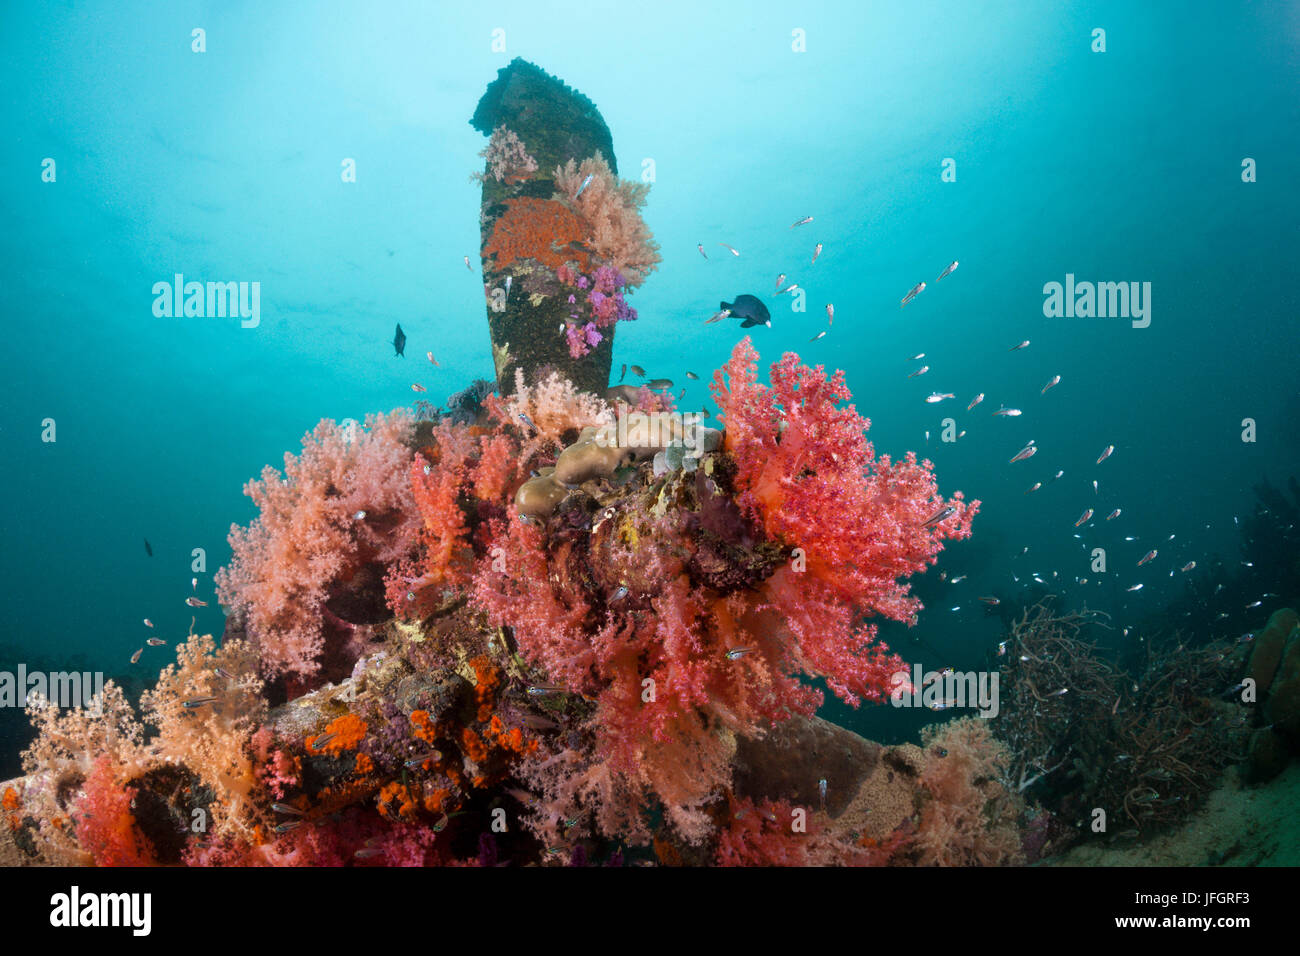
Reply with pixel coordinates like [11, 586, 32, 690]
[2, 1, 1297, 760]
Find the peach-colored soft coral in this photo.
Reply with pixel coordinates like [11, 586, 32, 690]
[140, 632, 268, 842]
[914, 717, 1025, 866]
[554, 152, 661, 288]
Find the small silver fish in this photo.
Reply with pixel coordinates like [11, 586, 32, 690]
[130, 648, 143, 664]
[791, 216, 813, 228]
[718, 242, 740, 256]
[936, 260, 959, 281]
[967, 393, 984, 410]
[811, 242, 823, 265]
[818, 778, 828, 810]
[272, 821, 303, 834]
[900, 281, 926, 307]
[272, 802, 304, 816]
[925, 392, 956, 403]
[1126, 583, 1144, 592]
[775, 273, 786, 290]
[353, 510, 367, 520]
[685, 371, 699, 380]
[1008, 340, 1030, 351]
[146, 637, 167, 647]
[143, 618, 154, 628]
[464, 256, 473, 271]
[725, 647, 755, 660]
[183, 696, 218, 709]
[1137, 550, 1157, 566]
[404, 751, 442, 770]
[923, 505, 956, 528]
[825, 303, 834, 325]
[1096, 444, 1114, 465]
[517, 412, 537, 432]
[992, 406, 1022, 417]
[908, 366, 929, 378]
[186, 596, 207, 607]
[516, 713, 560, 731]
[574, 173, 595, 199]
[1106, 509, 1121, 521]
[1041, 375, 1061, 394]
[698, 243, 707, 259]
[809, 331, 827, 342]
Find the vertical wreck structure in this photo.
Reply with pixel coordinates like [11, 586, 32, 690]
[471, 58, 660, 396]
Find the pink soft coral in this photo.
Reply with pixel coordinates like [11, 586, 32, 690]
[474, 124, 538, 184]
[215, 411, 419, 682]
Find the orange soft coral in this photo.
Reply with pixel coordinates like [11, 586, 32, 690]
[470, 655, 502, 722]
[2, 786, 19, 832]
[377, 781, 419, 822]
[483, 197, 591, 274]
[310, 714, 368, 755]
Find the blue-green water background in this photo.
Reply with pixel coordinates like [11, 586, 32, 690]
[2, 1, 1298, 760]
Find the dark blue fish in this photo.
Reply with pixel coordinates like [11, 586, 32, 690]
[721, 295, 771, 328]
[393, 323, 406, 357]
[143, 538, 153, 557]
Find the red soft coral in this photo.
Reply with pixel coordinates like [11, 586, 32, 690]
[714, 796, 879, 867]
[74, 757, 155, 867]
[712, 337, 979, 705]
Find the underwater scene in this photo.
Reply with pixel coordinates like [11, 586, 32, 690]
[2, 0, 1299, 885]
